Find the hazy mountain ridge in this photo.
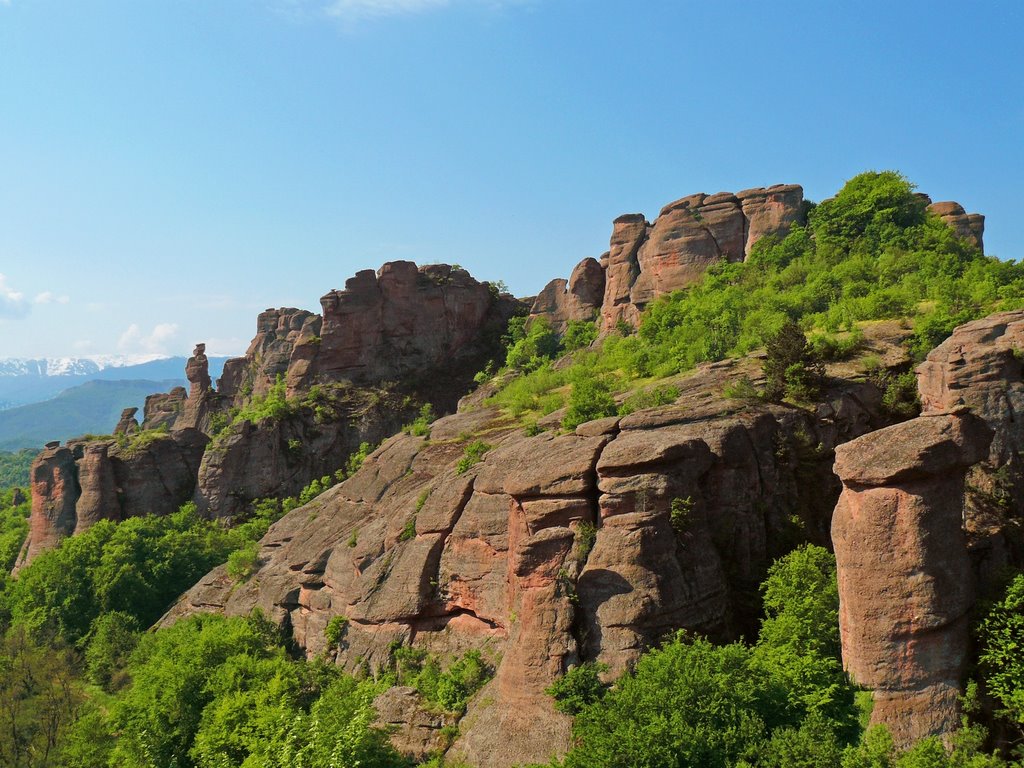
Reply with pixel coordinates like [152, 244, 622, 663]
[0, 356, 229, 411]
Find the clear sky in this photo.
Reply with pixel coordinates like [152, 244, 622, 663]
[1, 0, 1021, 359]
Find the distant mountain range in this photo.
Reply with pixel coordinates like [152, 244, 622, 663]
[0, 379, 185, 451]
[0, 356, 230, 451]
[0, 356, 228, 410]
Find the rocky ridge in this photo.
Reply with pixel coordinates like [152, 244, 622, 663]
[164, 349, 900, 766]
[16, 262, 520, 566]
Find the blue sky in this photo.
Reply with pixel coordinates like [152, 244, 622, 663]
[1, 0, 1021, 359]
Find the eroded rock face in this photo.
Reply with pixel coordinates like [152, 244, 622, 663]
[928, 201, 985, 253]
[114, 407, 139, 435]
[832, 413, 992, 746]
[165, 358, 875, 767]
[15, 430, 210, 569]
[600, 185, 805, 332]
[21, 262, 523, 565]
[529, 257, 605, 332]
[15, 445, 79, 569]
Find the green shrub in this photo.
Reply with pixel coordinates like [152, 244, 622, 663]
[324, 615, 349, 648]
[618, 384, 680, 416]
[226, 541, 261, 582]
[763, 321, 824, 403]
[977, 573, 1024, 730]
[506, 317, 561, 371]
[404, 403, 436, 436]
[562, 371, 617, 430]
[562, 319, 599, 352]
[399, 516, 417, 542]
[456, 441, 491, 473]
[84, 611, 140, 690]
[546, 661, 609, 715]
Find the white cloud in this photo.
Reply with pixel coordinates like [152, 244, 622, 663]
[33, 291, 70, 305]
[117, 322, 180, 355]
[0, 274, 28, 319]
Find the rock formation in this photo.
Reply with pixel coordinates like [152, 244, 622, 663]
[165, 355, 892, 766]
[928, 201, 985, 253]
[528, 257, 605, 332]
[114, 407, 139, 435]
[18, 262, 523, 565]
[832, 412, 992, 746]
[600, 185, 806, 331]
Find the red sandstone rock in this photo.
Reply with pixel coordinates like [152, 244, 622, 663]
[114, 407, 139, 435]
[831, 413, 992, 747]
[528, 257, 604, 333]
[928, 201, 985, 252]
[14, 444, 78, 570]
[599, 186, 805, 331]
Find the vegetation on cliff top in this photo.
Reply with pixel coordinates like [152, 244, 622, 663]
[488, 171, 1024, 422]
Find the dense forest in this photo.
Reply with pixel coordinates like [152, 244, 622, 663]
[2, 173, 1023, 767]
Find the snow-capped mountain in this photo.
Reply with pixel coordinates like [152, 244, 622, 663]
[0, 355, 227, 412]
[0, 355, 169, 378]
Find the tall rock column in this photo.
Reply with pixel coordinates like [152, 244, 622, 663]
[14, 443, 79, 571]
[831, 412, 991, 746]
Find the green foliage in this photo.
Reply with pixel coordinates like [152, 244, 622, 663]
[2, 505, 240, 645]
[0, 449, 35, 487]
[84, 610, 140, 690]
[232, 375, 294, 426]
[562, 319, 599, 352]
[345, 440, 374, 477]
[574, 521, 596, 568]
[560, 546, 862, 768]
[809, 328, 865, 362]
[545, 662, 609, 715]
[977, 573, 1024, 730]
[492, 171, 1024, 418]
[456, 440, 491, 473]
[763, 321, 824, 403]
[404, 403, 436, 436]
[723, 376, 760, 400]
[866, 366, 921, 421]
[0, 488, 30, 574]
[0, 626, 82, 768]
[226, 540, 261, 582]
[324, 615, 349, 648]
[399, 516, 417, 542]
[841, 722, 1013, 767]
[506, 317, 561, 372]
[670, 496, 694, 533]
[618, 384, 680, 416]
[563, 634, 794, 768]
[562, 371, 617, 430]
[393, 646, 492, 714]
[487, 362, 567, 418]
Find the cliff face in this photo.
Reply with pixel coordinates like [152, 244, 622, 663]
[164, 354, 894, 767]
[17, 262, 522, 565]
[531, 185, 809, 333]
[832, 310, 1024, 747]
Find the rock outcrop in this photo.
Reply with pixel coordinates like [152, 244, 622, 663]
[600, 185, 806, 331]
[528, 257, 605, 332]
[928, 201, 985, 253]
[832, 413, 992, 746]
[114, 407, 140, 435]
[164, 355, 892, 766]
[831, 310, 1024, 746]
[19, 262, 523, 565]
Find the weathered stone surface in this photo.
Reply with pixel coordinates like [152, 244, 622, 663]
[374, 686, 456, 761]
[528, 257, 605, 333]
[167, 364, 867, 766]
[15, 445, 78, 570]
[114, 407, 139, 435]
[832, 412, 992, 747]
[599, 186, 805, 331]
[74, 442, 119, 532]
[142, 387, 186, 431]
[928, 201, 985, 253]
